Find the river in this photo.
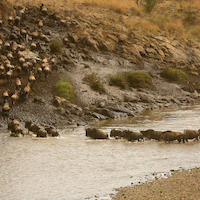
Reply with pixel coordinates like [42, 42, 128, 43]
[0, 104, 200, 200]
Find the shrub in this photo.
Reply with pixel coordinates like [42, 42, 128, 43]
[54, 78, 75, 101]
[50, 40, 63, 54]
[109, 73, 128, 89]
[126, 71, 153, 88]
[143, 0, 157, 13]
[85, 73, 106, 94]
[183, 11, 198, 27]
[110, 71, 153, 89]
[160, 68, 188, 83]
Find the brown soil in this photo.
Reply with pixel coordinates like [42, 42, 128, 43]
[114, 167, 200, 200]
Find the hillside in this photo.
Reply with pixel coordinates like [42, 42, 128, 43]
[1, 0, 200, 130]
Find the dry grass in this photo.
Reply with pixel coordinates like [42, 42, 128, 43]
[4, 0, 200, 40]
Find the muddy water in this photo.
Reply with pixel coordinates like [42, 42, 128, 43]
[1, 105, 200, 200]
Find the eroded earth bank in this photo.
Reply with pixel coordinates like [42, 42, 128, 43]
[1, 2, 200, 131]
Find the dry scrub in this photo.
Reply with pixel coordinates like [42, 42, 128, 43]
[3, 0, 200, 41]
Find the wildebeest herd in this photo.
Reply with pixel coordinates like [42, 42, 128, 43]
[0, 4, 58, 117]
[85, 128, 200, 143]
[7, 118, 59, 138]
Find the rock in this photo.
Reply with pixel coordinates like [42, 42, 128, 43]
[107, 34, 119, 43]
[19, 50, 40, 61]
[99, 41, 114, 52]
[10, 33, 18, 41]
[118, 33, 128, 42]
[139, 93, 156, 103]
[33, 96, 45, 104]
[162, 43, 188, 63]
[91, 112, 109, 120]
[146, 47, 157, 55]
[68, 33, 79, 43]
[53, 96, 67, 107]
[91, 107, 116, 118]
[107, 105, 135, 116]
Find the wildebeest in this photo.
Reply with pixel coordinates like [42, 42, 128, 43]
[35, 128, 47, 137]
[8, 120, 24, 137]
[15, 78, 22, 91]
[140, 129, 162, 140]
[2, 90, 9, 102]
[123, 130, 144, 142]
[2, 99, 10, 115]
[15, 66, 22, 77]
[23, 82, 31, 99]
[25, 121, 40, 134]
[183, 130, 199, 142]
[43, 66, 51, 79]
[28, 72, 36, 87]
[159, 131, 184, 143]
[25, 121, 47, 137]
[110, 129, 124, 139]
[11, 91, 20, 105]
[6, 69, 13, 85]
[86, 128, 108, 139]
[45, 126, 60, 137]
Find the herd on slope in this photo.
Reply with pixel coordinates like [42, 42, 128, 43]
[0, 4, 58, 116]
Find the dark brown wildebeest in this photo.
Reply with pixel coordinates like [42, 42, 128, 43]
[140, 129, 162, 140]
[183, 130, 199, 142]
[25, 121, 40, 134]
[8, 121, 24, 137]
[159, 131, 183, 143]
[86, 128, 108, 139]
[123, 130, 144, 142]
[110, 129, 124, 139]
[45, 126, 60, 137]
[35, 128, 47, 137]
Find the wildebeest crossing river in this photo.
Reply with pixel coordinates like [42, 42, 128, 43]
[1, 104, 200, 200]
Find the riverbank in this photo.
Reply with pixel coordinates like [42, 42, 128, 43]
[113, 167, 200, 200]
[1, 1, 200, 131]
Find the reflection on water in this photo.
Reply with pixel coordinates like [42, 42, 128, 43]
[1, 105, 200, 200]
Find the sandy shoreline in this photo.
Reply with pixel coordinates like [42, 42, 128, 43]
[113, 167, 200, 200]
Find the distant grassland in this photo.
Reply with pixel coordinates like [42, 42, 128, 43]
[5, 0, 200, 40]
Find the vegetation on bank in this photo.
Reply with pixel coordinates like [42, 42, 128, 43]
[110, 71, 153, 89]
[54, 78, 76, 101]
[50, 40, 63, 54]
[160, 67, 188, 83]
[85, 73, 106, 94]
[2, 0, 200, 40]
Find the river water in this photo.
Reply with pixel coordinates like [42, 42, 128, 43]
[1, 105, 200, 200]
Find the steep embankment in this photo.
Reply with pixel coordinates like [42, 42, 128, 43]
[1, 1, 200, 130]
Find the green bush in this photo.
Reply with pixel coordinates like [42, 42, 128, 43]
[160, 68, 187, 83]
[127, 71, 153, 88]
[109, 73, 127, 89]
[50, 40, 63, 53]
[143, 0, 157, 13]
[85, 73, 106, 94]
[55, 78, 75, 101]
[110, 71, 153, 89]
